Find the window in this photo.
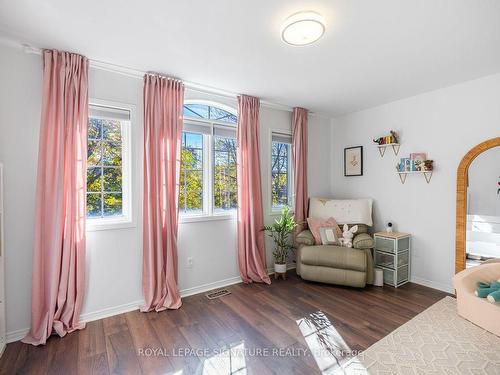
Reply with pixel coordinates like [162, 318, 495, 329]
[180, 102, 237, 218]
[183, 103, 237, 124]
[213, 128, 237, 213]
[271, 132, 293, 211]
[179, 132, 204, 214]
[86, 103, 132, 227]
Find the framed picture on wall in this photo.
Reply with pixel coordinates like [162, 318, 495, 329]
[344, 146, 363, 176]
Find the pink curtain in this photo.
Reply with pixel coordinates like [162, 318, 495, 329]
[292, 107, 309, 232]
[23, 50, 88, 346]
[236, 95, 271, 284]
[142, 74, 183, 312]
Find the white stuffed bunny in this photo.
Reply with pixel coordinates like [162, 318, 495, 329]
[339, 224, 358, 248]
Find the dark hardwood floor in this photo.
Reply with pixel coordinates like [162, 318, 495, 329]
[0, 272, 448, 375]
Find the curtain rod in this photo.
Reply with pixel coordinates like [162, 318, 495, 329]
[22, 44, 299, 113]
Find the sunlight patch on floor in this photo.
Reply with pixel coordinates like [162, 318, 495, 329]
[202, 341, 246, 375]
[297, 311, 359, 374]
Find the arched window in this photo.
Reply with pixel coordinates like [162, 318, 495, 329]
[180, 101, 238, 218]
[183, 103, 237, 124]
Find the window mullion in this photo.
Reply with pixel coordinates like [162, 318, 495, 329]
[225, 149, 230, 209]
[100, 129, 104, 217]
[100, 166, 104, 218]
[207, 125, 214, 216]
[183, 168, 187, 214]
[100, 129, 104, 218]
[289, 143, 294, 209]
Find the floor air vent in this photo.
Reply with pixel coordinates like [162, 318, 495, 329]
[205, 288, 231, 300]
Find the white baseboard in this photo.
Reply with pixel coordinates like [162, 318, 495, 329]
[80, 299, 145, 324]
[6, 327, 29, 343]
[410, 276, 454, 294]
[6, 266, 299, 344]
[179, 275, 243, 298]
[5, 274, 246, 343]
[6, 300, 145, 343]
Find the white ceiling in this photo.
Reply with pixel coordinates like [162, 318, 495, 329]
[1, 0, 500, 116]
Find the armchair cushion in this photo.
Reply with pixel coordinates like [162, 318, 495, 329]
[353, 233, 374, 249]
[301, 245, 366, 272]
[295, 230, 315, 246]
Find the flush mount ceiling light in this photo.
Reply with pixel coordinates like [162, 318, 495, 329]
[281, 11, 326, 46]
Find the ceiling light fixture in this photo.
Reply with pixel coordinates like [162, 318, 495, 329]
[281, 11, 326, 46]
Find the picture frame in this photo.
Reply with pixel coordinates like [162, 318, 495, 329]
[344, 146, 363, 176]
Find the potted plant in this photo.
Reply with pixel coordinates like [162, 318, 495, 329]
[263, 207, 297, 274]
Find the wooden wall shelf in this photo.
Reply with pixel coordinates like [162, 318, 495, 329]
[397, 170, 433, 184]
[376, 143, 400, 157]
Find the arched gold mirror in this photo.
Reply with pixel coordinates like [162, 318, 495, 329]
[456, 137, 500, 273]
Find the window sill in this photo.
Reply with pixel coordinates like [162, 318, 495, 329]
[268, 209, 295, 217]
[179, 213, 236, 224]
[86, 217, 135, 232]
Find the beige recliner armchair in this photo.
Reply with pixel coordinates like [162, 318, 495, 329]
[453, 259, 500, 337]
[295, 198, 375, 288]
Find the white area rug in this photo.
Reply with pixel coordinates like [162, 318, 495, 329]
[337, 296, 500, 374]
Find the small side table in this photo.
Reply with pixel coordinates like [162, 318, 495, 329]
[374, 232, 411, 288]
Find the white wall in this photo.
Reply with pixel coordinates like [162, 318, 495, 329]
[0, 44, 40, 340]
[0, 43, 332, 339]
[83, 68, 144, 319]
[331, 73, 500, 292]
[468, 146, 500, 217]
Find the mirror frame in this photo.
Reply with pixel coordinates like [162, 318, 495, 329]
[455, 137, 500, 273]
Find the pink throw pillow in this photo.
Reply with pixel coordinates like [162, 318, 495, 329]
[307, 217, 343, 245]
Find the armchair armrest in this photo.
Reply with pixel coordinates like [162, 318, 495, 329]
[453, 262, 500, 294]
[353, 233, 374, 249]
[295, 230, 315, 246]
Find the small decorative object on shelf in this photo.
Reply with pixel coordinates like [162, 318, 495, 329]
[423, 160, 433, 171]
[386, 222, 393, 232]
[373, 130, 400, 157]
[396, 154, 434, 184]
[373, 130, 398, 145]
[410, 153, 426, 171]
[374, 232, 411, 288]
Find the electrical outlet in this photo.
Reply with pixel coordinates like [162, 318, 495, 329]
[187, 257, 194, 268]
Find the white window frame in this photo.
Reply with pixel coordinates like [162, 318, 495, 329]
[86, 99, 135, 231]
[269, 130, 294, 216]
[180, 101, 238, 223]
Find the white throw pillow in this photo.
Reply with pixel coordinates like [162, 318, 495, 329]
[309, 198, 373, 226]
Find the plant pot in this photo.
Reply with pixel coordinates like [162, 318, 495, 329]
[274, 263, 286, 273]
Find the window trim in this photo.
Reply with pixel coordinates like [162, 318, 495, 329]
[269, 129, 294, 216]
[86, 98, 136, 232]
[180, 102, 238, 223]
